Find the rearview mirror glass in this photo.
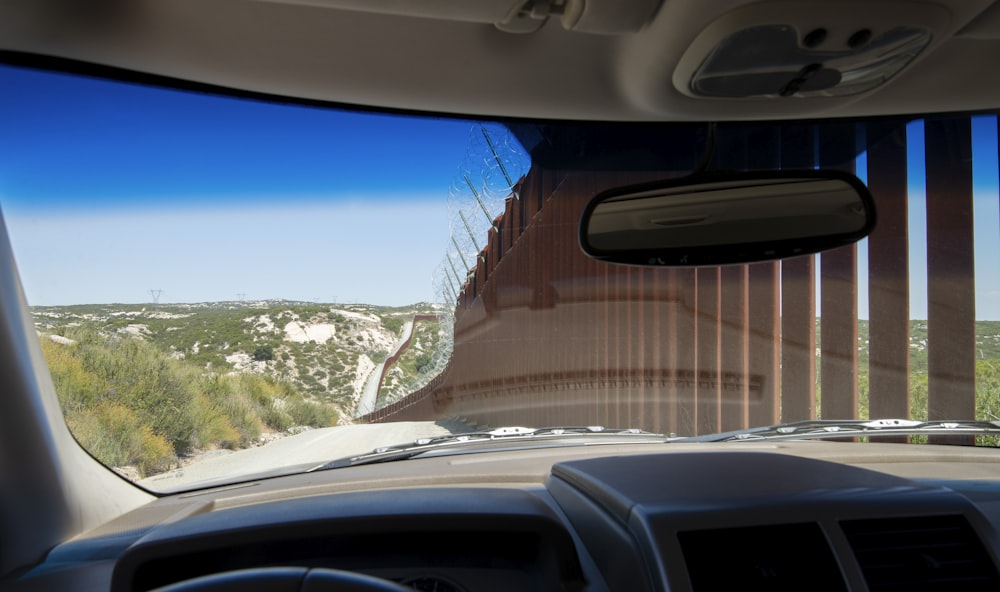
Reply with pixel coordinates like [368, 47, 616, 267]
[579, 170, 875, 266]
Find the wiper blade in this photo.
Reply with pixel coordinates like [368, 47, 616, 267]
[675, 419, 1000, 443]
[309, 426, 663, 471]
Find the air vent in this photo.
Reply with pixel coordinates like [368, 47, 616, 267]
[678, 523, 846, 591]
[842, 515, 1000, 591]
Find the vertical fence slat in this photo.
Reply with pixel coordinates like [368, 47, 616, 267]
[676, 269, 697, 435]
[743, 128, 781, 429]
[512, 188, 523, 244]
[625, 266, 636, 428]
[646, 268, 663, 433]
[819, 127, 859, 421]
[503, 198, 513, 255]
[780, 126, 818, 422]
[925, 117, 976, 444]
[581, 174, 602, 427]
[696, 268, 721, 434]
[867, 126, 910, 425]
[820, 244, 859, 420]
[781, 257, 817, 421]
[720, 265, 749, 431]
[632, 266, 647, 428]
[664, 269, 680, 435]
[601, 259, 612, 426]
[613, 262, 625, 428]
[748, 262, 781, 427]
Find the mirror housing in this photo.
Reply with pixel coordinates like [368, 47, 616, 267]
[579, 170, 875, 267]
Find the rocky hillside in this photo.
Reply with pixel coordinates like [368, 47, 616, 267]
[32, 300, 450, 418]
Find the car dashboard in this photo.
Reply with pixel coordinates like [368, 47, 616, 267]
[9, 441, 1000, 592]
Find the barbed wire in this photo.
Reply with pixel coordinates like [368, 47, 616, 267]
[436, 123, 530, 306]
[379, 124, 529, 409]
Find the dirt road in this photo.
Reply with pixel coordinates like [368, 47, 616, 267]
[140, 420, 456, 490]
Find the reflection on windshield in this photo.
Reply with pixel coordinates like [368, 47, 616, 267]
[2, 65, 1000, 491]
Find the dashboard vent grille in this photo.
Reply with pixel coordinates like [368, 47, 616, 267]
[841, 515, 1000, 591]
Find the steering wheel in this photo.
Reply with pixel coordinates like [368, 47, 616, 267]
[150, 567, 413, 592]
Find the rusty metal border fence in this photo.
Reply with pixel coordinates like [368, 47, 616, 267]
[365, 116, 983, 436]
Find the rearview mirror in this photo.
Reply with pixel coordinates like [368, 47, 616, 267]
[579, 170, 875, 266]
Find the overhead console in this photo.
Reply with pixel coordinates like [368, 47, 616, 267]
[547, 451, 1000, 591]
[670, 0, 952, 100]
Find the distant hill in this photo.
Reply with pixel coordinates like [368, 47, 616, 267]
[32, 300, 450, 417]
[29, 307, 1000, 472]
[32, 307, 1000, 415]
[823, 320, 1000, 368]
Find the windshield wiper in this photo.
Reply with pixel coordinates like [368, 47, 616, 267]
[309, 426, 664, 471]
[674, 419, 1000, 443]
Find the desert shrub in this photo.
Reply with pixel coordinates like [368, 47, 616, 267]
[252, 344, 275, 361]
[189, 394, 242, 449]
[286, 397, 337, 427]
[74, 334, 199, 450]
[41, 328, 339, 478]
[216, 390, 262, 444]
[381, 316, 404, 335]
[199, 375, 263, 445]
[414, 352, 433, 374]
[64, 401, 174, 477]
[290, 304, 327, 318]
[262, 403, 294, 432]
[41, 338, 103, 410]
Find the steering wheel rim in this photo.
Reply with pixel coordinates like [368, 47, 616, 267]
[150, 566, 414, 592]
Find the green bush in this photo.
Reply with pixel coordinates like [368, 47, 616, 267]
[414, 352, 433, 373]
[381, 316, 404, 335]
[262, 403, 294, 432]
[64, 401, 174, 477]
[252, 344, 275, 361]
[286, 397, 337, 427]
[40, 330, 339, 478]
[61, 332, 199, 451]
[189, 394, 242, 449]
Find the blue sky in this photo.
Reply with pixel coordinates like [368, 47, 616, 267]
[0, 64, 998, 318]
[0, 66, 471, 208]
[0, 65, 473, 305]
[970, 117, 1000, 321]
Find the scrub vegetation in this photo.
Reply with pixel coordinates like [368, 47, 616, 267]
[41, 329, 338, 477]
[33, 300, 446, 407]
[819, 321, 1000, 443]
[32, 300, 449, 476]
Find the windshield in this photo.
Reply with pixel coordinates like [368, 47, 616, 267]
[2, 64, 999, 493]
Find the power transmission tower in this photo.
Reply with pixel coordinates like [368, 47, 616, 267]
[149, 289, 163, 305]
